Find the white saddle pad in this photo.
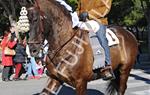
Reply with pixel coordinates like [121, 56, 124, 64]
[106, 28, 119, 46]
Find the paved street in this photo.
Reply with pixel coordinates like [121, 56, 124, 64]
[87, 68, 150, 95]
[0, 62, 150, 95]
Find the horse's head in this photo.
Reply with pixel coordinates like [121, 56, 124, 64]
[26, 0, 74, 57]
[27, 6, 44, 57]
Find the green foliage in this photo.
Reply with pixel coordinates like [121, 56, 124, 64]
[123, 0, 144, 26]
[66, 0, 78, 11]
[123, 3, 144, 26]
[108, 0, 148, 27]
[108, 0, 133, 25]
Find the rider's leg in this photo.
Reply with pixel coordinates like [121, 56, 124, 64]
[96, 24, 111, 65]
[96, 24, 115, 80]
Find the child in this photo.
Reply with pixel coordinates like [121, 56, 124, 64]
[36, 58, 44, 77]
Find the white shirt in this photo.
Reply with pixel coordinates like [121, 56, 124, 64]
[56, 0, 72, 11]
[43, 40, 49, 54]
[56, 0, 79, 28]
[71, 12, 79, 28]
[78, 20, 100, 33]
[26, 44, 31, 58]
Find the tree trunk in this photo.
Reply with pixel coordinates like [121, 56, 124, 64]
[148, 20, 150, 54]
[10, 0, 16, 18]
[146, 7, 150, 54]
[145, 1, 150, 54]
[141, 0, 150, 54]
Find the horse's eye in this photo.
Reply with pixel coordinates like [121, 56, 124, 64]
[33, 15, 39, 22]
[33, 18, 38, 22]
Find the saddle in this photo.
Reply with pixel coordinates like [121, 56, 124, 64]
[88, 28, 119, 70]
[78, 20, 119, 70]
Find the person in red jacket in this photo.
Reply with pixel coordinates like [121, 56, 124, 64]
[1, 27, 17, 81]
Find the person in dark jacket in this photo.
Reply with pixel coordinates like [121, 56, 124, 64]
[13, 33, 27, 80]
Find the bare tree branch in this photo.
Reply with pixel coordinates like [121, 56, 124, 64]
[10, 0, 16, 18]
[0, 0, 11, 16]
[18, 0, 27, 6]
[0, 0, 17, 25]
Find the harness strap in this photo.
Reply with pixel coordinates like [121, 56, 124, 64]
[50, 28, 80, 62]
[34, 0, 45, 32]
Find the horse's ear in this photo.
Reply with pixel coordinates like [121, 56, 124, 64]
[19, 0, 34, 7]
[27, 0, 35, 5]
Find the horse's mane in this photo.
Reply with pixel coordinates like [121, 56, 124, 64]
[51, 0, 72, 20]
[29, 0, 71, 21]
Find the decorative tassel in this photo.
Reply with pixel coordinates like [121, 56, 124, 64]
[17, 7, 30, 33]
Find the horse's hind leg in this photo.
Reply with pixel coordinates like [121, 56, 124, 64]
[119, 64, 133, 95]
[75, 79, 87, 95]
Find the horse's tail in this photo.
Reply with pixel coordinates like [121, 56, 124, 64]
[106, 65, 121, 95]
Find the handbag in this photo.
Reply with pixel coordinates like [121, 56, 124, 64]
[4, 47, 16, 56]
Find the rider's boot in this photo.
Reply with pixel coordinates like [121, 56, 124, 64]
[100, 64, 115, 80]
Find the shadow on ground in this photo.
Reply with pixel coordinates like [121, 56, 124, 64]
[130, 73, 150, 84]
[33, 85, 104, 95]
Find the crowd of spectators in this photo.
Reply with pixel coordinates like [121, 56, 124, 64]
[0, 26, 47, 82]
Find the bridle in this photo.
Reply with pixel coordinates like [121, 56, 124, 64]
[28, 0, 80, 65]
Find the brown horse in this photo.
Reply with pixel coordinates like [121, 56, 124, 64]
[26, 0, 138, 95]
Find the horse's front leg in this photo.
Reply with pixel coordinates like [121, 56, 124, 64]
[41, 78, 62, 95]
[75, 79, 87, 95]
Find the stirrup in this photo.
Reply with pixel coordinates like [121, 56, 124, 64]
[102, 72, 115, 81]
[100, 65, 115, 81]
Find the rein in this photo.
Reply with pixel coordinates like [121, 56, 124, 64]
[50, 28, 80, 62]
